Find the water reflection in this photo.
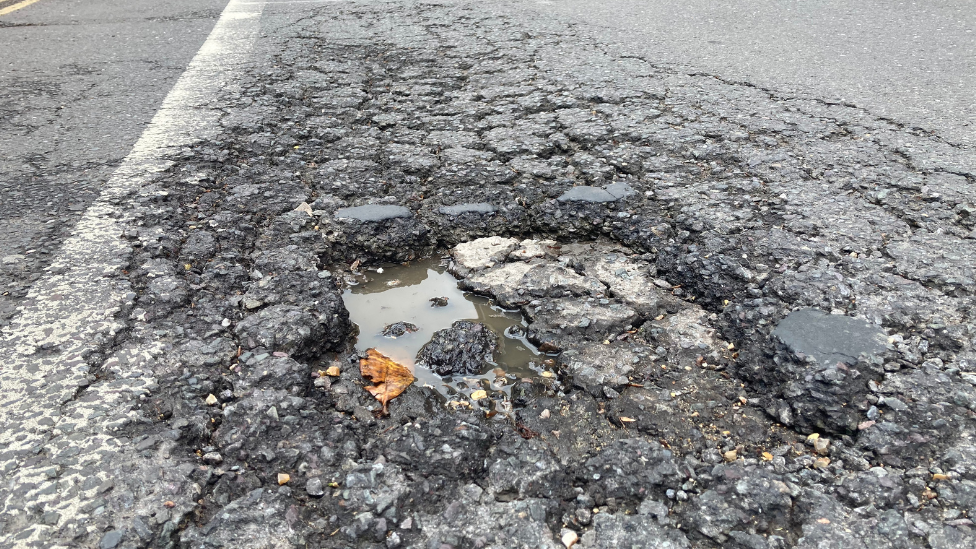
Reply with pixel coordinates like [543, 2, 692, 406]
[341, 257, 541, 397]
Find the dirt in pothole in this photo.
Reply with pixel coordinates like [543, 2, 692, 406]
[341, 256, 546, 401]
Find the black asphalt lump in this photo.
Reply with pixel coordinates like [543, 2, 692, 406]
[7, 1, 976, 548]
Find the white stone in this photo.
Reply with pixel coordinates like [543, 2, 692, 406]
[509, 239, 557, 261]
[450, 236, 520, 276]
[561, 529, 579, 548]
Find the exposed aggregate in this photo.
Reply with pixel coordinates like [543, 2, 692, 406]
[3, 1, 976, 548]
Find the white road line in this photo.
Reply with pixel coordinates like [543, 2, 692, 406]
[241, 0, 345, 5]
[0, 0, 265, 546]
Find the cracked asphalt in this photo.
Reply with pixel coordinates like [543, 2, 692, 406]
[0, 0, 225, 328]
[2, 1, 976, 548]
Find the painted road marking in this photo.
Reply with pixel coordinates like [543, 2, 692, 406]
[241, 0, 347, 4]
[0, 0, 43, 17]
[0, 0, 266, 546]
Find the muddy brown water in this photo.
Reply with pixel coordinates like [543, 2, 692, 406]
[341, 257, 546, 400]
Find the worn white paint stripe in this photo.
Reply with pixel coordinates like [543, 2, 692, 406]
[0, 0, 265, 546]
[241, 0, 345, 5]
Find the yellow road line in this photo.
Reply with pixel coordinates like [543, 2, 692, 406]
[0, 0, 43, 17]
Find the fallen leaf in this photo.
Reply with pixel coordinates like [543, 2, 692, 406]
[324, 366, 341, 377]
[359, 349, 414, 414]
[470, 390, 488, 400]
[515, 421, 538, 439]
[278, 473, 290, 485]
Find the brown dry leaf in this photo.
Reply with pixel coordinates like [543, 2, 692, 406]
[359, 349, 415, 414]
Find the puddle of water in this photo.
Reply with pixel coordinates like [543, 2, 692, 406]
[341, 257, 544, 399]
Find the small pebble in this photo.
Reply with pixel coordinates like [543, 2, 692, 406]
[306, 477, 325, 497]
[560, 529, 578, 548]
[99, 530, 123, 549]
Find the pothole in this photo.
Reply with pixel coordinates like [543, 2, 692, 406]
[340, 256, 547, 400]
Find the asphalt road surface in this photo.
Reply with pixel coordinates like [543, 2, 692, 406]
[520, 0, 976, 147]
[1, 1, 975, 548]
[0, 0, 226, 327]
